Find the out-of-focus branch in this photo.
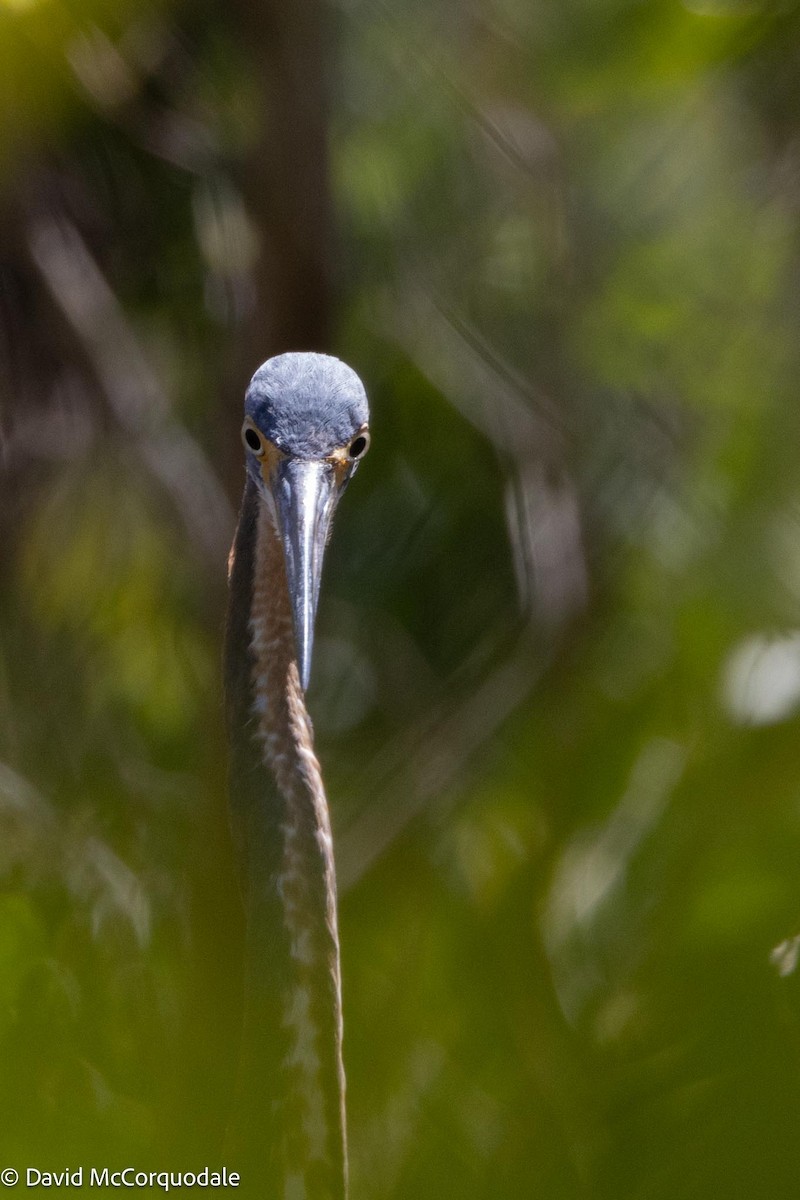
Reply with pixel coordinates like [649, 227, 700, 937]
[505, 460, 588, 628]
[28, 216, 234, 566]
[0, 760, 150, 945]
[390, 282, 588, 623]
[338, 626, 552, 890]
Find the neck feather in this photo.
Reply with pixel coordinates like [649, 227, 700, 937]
[225, 478, 347, 1200]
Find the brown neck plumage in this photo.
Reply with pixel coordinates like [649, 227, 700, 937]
[225, 477, 347, 1200]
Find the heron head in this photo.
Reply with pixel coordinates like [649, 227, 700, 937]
[242, 352, 370, 691]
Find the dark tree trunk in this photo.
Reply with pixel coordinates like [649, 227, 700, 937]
[230, 0, 335, 360]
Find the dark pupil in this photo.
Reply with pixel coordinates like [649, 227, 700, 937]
[349, 436, 367, 458]
[244, 428, 261, 452]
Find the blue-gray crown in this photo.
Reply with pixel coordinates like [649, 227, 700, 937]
[245, 352, 369, 458]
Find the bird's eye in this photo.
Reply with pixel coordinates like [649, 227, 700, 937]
[348, 431, 370, 460]
[244, 427, 262, 454]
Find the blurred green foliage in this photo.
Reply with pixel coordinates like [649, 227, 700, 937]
[3, 0, 800, 1196]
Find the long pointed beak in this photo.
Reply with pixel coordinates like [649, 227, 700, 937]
[271, 458, 338, 691]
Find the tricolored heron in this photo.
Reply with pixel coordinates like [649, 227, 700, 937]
[224, 353, 369, 1199]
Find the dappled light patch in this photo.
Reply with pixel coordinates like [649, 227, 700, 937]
[722, 632, 800, 726]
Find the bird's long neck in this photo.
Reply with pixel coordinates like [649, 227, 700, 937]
[225, 477, 347, 1200]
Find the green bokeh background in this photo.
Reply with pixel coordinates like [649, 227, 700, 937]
[3, 0, 800, 1196]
